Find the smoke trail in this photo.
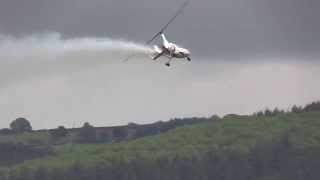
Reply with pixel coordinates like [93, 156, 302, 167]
[0, 33, 152, 86]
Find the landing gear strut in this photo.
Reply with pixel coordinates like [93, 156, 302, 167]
[165, 58, 172, 67]
[165, 53, 173, 67]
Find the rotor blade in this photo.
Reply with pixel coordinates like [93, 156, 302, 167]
[146, 31, 162, 45]
[123, 0, 190, 61]
[160, 0, 190, 34]
[145, 0, 191, 45]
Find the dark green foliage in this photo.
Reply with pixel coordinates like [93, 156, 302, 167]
[292, 105, 303, 113]
[1, 102, 320, 180]
[290, 101, 320, 113]
[135, 117, 211, 138]
[77, 122, 96, 143]
[0, 142, 52, 167]
[4, 141, 320, 180]
[49, 126, 68, 139]
[304, 101, 320, 112]
[33, 167, 48, 180]
[272, 107, 285, 116]
[135, 124, 159, 138]
[255, 111, 264, 116]
[96, 130, 112, 143]
[0, 128, 13, 136]
[10, 118, 32, 133]
[0, 116, 210, 147]
[113, 127, 128, 139]
[264, 108, 273, 116]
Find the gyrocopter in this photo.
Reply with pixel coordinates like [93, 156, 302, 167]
[124, 0, 191, 67]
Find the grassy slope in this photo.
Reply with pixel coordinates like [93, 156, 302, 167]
[3, 111, 320, 171]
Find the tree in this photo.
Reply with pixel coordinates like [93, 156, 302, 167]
[255, 111, 264, 117]
[291, 105, 302, 113]
[78, 122, 96, 143]
[264, 109, 272, 116]
[303, 101, 320, 112]
[10, 118, 32, 133]
[50, 126, 68, 139]
[272, 108, 280, 116]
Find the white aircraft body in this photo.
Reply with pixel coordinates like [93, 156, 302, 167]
[125, 0, 191, 67]
[152, 34, 191, 66]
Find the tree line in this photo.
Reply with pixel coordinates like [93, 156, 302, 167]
[0, 117, 212, 143]
[0, 117, 212, 167]
[55, 117, 213, 144]
[2, 134, 320, 180]
[1, 101, 319, 138]
[253, 101, 320, 117]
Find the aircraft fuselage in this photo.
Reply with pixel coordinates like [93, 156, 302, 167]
[152, 33, 191, 62]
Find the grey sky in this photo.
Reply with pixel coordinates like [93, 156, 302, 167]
[1, 59, 320, 129]
[0, 0, 320, 129]
[0, 0, 319, 58]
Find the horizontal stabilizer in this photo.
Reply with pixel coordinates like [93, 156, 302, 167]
[152, 52, 164, 60]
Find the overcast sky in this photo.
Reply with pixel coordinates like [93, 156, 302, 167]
[0, 0, 319, 129]
[1, 0, 320, 58]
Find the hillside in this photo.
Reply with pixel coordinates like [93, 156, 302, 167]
[1, 110, 320, 180]
[0, 117, 211, 167]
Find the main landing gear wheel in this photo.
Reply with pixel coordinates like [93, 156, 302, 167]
[165, 63, 171, 67]
[187, 57, 191, 61]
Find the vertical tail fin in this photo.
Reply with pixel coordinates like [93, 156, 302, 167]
[161, 33, 169, 45]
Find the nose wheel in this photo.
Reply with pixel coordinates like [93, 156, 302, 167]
[165, 56, 173, 67]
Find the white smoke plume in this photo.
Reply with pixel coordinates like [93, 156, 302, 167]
[0, 33, 152, 86]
